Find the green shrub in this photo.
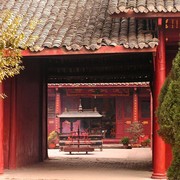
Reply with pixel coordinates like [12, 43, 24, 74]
[141, 139, 151, 147]
[157, 51, 180, 180]
[167, 145, 180, 180]
[144, 138, 151, 145]
[121, 137, 130, 145]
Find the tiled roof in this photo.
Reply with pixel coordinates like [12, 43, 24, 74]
[57, 110, 102, 118]
[48, 82, 150, 88]
[108, 0, 180, 14]
[1, 0, 158, 51]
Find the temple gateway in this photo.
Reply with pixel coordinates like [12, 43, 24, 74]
[0, 0, 179, 179]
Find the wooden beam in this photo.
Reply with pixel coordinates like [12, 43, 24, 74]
[48, 77, 151, 83]
[22, 46, 157, 57]
[112, 12, 180, 18]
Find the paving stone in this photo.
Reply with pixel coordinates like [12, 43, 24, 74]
[1, 148, 153, 180]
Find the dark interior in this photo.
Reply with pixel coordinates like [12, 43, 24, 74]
[45, 52, 153, 83]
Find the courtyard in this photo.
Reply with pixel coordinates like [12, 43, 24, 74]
[0, 148, 157, 180]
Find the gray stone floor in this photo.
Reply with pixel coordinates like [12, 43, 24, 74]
[0, 148, 166, 180]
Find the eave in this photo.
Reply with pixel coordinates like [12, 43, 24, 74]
[48, 82, 150, 89]
[57, 111, 102, 118]
[111, 12, 180, 18]
[22, 46, 157, 57]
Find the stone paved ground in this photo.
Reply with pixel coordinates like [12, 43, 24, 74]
[0, 148, 162, 180]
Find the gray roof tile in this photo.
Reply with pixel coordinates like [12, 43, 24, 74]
[1, 0, 160, 51]
[108, 0, 180, 14]
[48, 82, 150, 87]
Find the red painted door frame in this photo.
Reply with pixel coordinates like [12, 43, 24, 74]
[0, 83, 4, 173]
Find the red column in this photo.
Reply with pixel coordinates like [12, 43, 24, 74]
[150, 91, 153, 148]
[0, 83, 4, 173]
[9, 79, 17, 169]
[133, 88, 138, 122]
[55, 89, 61, 132]
[151, 20, 166, 179]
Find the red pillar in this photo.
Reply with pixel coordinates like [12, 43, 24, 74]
[151, 20, 166, 179]
[132, 88, 138, 122]
[55, 88, 61, 132]
[9, 79, 17, 169]
[150, 91, 153, 148]
[0, 83, 4, 173]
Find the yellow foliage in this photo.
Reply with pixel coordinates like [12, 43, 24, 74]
[0, 10, 24, 83]
[48, 131, 58, 144]
[0, 10, 38, 97]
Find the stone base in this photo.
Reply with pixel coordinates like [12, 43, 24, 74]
[151, 173, 167, 179]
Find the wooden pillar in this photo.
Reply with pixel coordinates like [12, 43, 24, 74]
[55, 88, 61, 132]
[0, 83, 4, 173]
[9, 79, 17, 169]
[132, 88, 138, 122]
[152, 19, 166, 179]
[150, 91, 153, 148]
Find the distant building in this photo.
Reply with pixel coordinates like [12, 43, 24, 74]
[48, 83, 151, 142]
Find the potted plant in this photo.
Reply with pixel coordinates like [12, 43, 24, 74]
[127, 122, 144, 146]
[145, 139, 151, 146]
[48, 131, 58, 149]
[143, 138, 151, 147]
[121, 137, 130, 148]
[141, 138, 151, 147]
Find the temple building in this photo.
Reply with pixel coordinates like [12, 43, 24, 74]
[0, 0, 179, 179]
[48, 83, 151, 141]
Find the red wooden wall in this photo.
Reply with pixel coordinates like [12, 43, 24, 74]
[3, 59, 47, 169]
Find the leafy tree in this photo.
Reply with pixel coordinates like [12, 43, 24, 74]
[0, 11, 24, 83]
[157, 51, 180, 180]
[0, 10, 37, 98]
